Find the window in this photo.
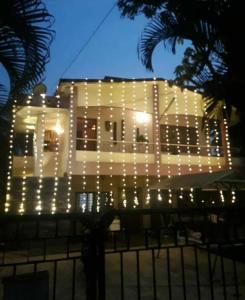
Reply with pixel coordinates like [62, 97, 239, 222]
[160, 125, 198, 154]
[77, 118, 97, 151]
[209, 121, 223, 156]
[77, 192, 110, 212]
[44, 130, 58, 152]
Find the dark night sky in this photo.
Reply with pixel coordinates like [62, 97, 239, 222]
[0, 0, 189, 95]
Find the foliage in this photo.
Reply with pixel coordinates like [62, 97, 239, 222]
[117, 0, 245, 115]
[0, 0, 54, 107]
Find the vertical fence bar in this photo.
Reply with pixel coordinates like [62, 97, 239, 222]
[120, 252, 124, 300]
[194, 246, 201, 300]
[219, 245, 227, 300]
[166, 247, 172, 300]
[136, 250, 141, 300]
[66, 237, 70, 259]
[33, 262, 37, 273]
[144, 228, 149, 249]
[43, 239, 47, 261]
[13, 264, 16, 276]
[53, 261, 57, 300]
[72, 258, 76, 300]
[98, 232, 106, 300]
[113, 232, 117, 251]
[180, 247, 187, 300]
[207, 244, 214, 300]
[232, 257, 240, 299]
[151, 249, 157, 300]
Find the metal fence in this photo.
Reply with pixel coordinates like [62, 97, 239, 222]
[0, 207, 245, 300]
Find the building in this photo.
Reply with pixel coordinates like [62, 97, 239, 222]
[5, 77, 236, 214]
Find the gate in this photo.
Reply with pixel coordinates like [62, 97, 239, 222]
[0, 208, 245, 299]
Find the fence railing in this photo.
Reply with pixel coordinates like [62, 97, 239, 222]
[0, 207, 245, 299]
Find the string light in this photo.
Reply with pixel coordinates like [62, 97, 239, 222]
[231, 188, 236, 203]
[223, 104, 232, 170]
[66, 82, 75, 213]
[189, 187, 194, 202]
[19, 96, 32, 214]
[213, 120, 222, 169]
[153, 79, 162, 201]
[179, 187, 184, 200]
[35, 93, 46, 214]
[164, 80, 171, 179]
[219, 189, 225, 203]
[183, 89, 192, 172]
[203, 101, 213, 173]
[168, 188, 172, 204]
[109, 79, 114, 206]
[96, 80, 102, 212]
[143, 81, 150, 205]
[173, 86, 182, 176]
[5, 99, 17, 213]
[51, 95, 61, 214]
[193, 90, 202, 172]
[81, 80, 88, 196]
[132, 80, 139, 208]
[157, 189, 162, 201]
[121, 81, 127, 207]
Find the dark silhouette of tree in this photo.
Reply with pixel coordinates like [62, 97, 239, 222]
[117, 1, 245, 114]
[0, 0, 54, 208]
[0, 0, 54, 106]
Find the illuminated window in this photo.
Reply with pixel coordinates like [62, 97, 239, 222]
[77, 192, 110, 212]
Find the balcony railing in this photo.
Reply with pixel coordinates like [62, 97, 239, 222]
[76, 138, 225, 157]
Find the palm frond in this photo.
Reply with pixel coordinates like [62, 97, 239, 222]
[0, 84, 8, 108]
[0, 0, 54, 104]
[138, 13, 183, 71]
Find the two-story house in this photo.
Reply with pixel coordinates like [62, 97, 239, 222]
[5, 77, 233, 214]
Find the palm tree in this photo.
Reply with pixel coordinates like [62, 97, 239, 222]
[0, 0, 54, 208]
[0, 0, 54, 106]
[118, 0, 245, 114]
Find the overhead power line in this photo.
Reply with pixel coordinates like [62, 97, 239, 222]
[60, 2, 117, 78]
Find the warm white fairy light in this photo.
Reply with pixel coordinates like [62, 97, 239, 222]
[213, 119, 222, 169]
[231, 188, 236, 203]
[223, 104, 232, 170]
[168, 188, 172, 204]
[121, 81, 127, 207]
[96, 80, 102, 212]
[81, 80, 88, 195]
[51, 95, 61, 214]
[5, 99, 17, 213]
[35, 94, 46, 214]
[109, 79, 114, 206]
[157, 188, 162, 201]
[173, 86, 182, 176]
[132, 80, 139, 208]
[153, 79, 161, 201]
[203, 102, 213, 173]
[164, 80, 171, 178]
[183, 89, 192, 172]
[193, 91, 202, 172]
[219, 189, 225, 203]
[143, 81, 150, 205]
[19, 96, 32, 214]
[66, 82, 75, 213]
[189, 187, 194, 202]
[179, 187, 184, 199]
